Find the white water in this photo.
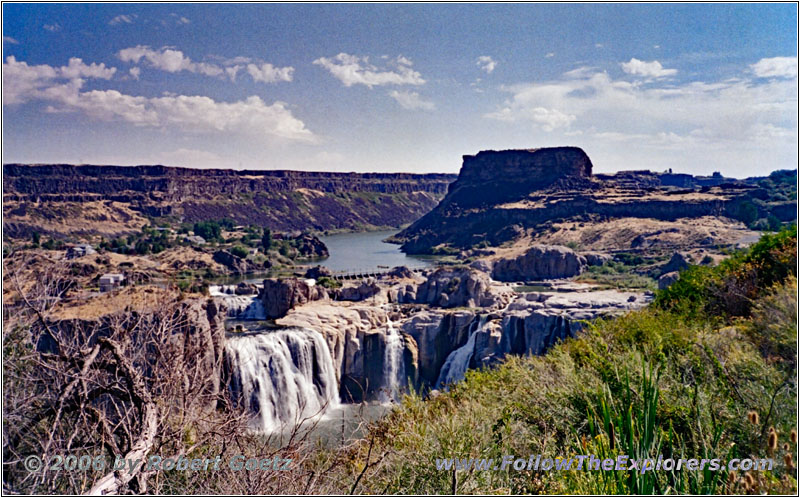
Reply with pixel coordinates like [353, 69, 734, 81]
[435, 315, 487, 389]
[378, 318, 406, 403]
[210, 285, 266, 320]
[225, 328, 340, 433]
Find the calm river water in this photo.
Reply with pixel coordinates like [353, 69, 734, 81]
[316, 229, 432, 272]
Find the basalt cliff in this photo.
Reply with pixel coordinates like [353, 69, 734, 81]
[395, 147, 796, 254]
[2, 164, 457, 238]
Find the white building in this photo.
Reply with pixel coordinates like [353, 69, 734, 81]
[99, 273, 125, 292]
[66, 244, 96, 259]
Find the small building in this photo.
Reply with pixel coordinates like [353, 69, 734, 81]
[99, 273, 125, 292]
[65, 244, 96, 259]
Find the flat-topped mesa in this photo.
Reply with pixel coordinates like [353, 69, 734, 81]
[446, 147, 593, 208]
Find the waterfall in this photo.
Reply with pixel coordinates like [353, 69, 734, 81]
[225, 328, 340, 432]
[378, 318, 406, 403]
[435, 315, 487, 389]
[210, 285, 266, 320]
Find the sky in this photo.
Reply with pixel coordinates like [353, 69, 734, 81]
[2, 3, 798, 177]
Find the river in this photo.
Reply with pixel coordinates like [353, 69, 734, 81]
[315, 229, 432, 272]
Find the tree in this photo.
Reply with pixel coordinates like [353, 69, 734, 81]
[261, 229, 273, 251]
[193, 221, 221, 241]
[230, 245, 248, 259]
[31, 231, 40, 247]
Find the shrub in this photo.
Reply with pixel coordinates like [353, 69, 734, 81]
[229, 245, 248, 259]
[316, 276, 341, 289]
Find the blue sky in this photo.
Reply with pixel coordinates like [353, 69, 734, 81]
[2, 3, 797, 176]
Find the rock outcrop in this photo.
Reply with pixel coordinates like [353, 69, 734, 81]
[658, 271, 680, 290]
[447, 148, 593, 208]
[394, 146, 791, 254]
[212, 250, 251, 276]
[660, 252, 693, 275]
[337, 279, 382, 302]
[490, 245, 586, 281]
[398, 266, 511, 308]
[261, 278, 328, 318]
[294, 234, 330, 259]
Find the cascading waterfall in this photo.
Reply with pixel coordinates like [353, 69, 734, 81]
[435, 315, 488, 389]
[378, 318, 405, 403]
[225, 328, 340, 432]
[210, 285, 266, 320]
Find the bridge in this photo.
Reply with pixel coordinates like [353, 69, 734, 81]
[330, 266, 428, 281]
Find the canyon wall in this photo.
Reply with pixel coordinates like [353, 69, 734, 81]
[396, 147, 795, 253]
[2, 164, 457, 237]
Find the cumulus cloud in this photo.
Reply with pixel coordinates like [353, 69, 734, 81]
[43, 23, 61, 32]
[117, 46, 293, 84]
[3, 56, 116, 104]
[246, 62, 293, 83]
[109, 14, 136, 26]
[476, 55, 497, 74]
[545, 53, 555, 58]
[751, 56, 797, 79]
[313, 53, 425, 88]
[3, 56, 315, 142]
[388, 90, 435, 111]
[117, 45, 222, 77]
[3, 36, 19, 44]
[129, 67, 140, 80]
[60, 57, 117, 80]
[620, 58, 677, 79]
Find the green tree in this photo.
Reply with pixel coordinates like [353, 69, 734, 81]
[261, 229, 273, 251]
[193, 221, 221, 241]
[31, 232, 40, 247]
[230, 246, 248, 259]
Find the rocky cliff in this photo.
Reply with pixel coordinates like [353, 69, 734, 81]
[395, 147, 796, 254]
[2, 164, 457, 238]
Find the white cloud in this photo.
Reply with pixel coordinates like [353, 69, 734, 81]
[43, 23, 61, 32]
[2, 56, 116, 104]
[545, 53, 555, 58]
[118, 45, 222, 77]
[3, 56, 315, 142]
[129, 67, 140, 80]
[109, 14, 136, 26]
[388, 90, 435, 111]
[225, 66, 242, 81]
[246, 62, 294, 83]
[485, 63, 797, 150]
[60, 57, 117, 80]
[169, 13, 191, 25]
[595, 43, 604, 48]
[118, 46, 291, 84]
[3, 36, 19, 44]
[476, 55, 497, 74]
[313, 53, 425, 88]
[620, 58, 677, 79]
[751, 56, 797, 79]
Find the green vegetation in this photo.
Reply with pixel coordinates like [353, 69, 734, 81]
[580, 260, 657, 291]
[337, 228, 797, 494]
[316, 276, 342, 289]
[229, 245, 249, 259]
[193, 220, 223, 242]
[99, 225, 177, 255]
[731, 170, 797, 230]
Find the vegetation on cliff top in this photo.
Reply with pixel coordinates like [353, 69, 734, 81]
[338, 227, 797, 494]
